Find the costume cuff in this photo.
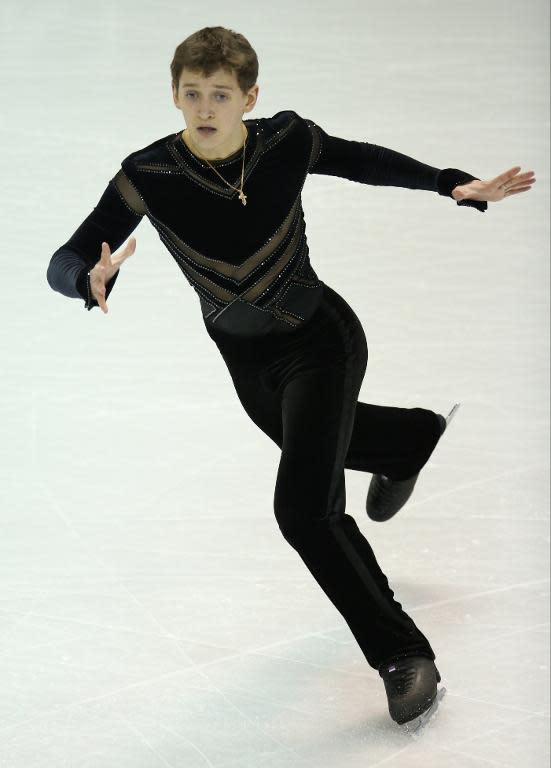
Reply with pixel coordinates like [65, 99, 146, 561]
[77, 267, 120, 311]
[436, 168, 487, 213]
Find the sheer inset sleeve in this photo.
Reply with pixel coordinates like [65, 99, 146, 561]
[47, 168, 146, 310]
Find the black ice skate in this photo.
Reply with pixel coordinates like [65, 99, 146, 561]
[379, 655, 446, 736]
[366, 403, 461, 522]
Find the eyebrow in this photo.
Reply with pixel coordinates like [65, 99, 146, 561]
[182, 82, 234, 90]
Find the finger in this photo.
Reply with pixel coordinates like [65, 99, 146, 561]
[100, 241, 112, 265]
[508, 181, 535, 192]
[94, 285, 106, 307]
[506, 186, 532, 195]
[513, 171, 535, 183]
[114, 237, 137, 268]
[122, 236, 137, 258]
[98, 292, 108, 312]
[507, 176, 536, 190]
[495, 166, 522, 185]
[505, 179, 534, 192]
[91, 273, 106, 298]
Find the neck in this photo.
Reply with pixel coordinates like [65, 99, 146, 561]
[183, 122, 248, 162]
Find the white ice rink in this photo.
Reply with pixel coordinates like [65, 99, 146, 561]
[1, 0, 549, 765]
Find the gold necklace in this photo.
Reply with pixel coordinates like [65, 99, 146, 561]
[185, 123, 248, 206]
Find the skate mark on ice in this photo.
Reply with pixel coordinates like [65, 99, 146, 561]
[20, 481, 300, 758]
[366, 744, 412, 767]
[406, 578, 550, 614]
[405, 461, 548, 511]
[118, 715, 182, 768]
[445, 690, 548, 718]
[441, 710, 538, 751]
[159, 722, 217, 767]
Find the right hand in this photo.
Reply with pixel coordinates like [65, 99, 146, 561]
[89, 237, 137, 313]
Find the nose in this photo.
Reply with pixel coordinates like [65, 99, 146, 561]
[197, 109, 214, 119]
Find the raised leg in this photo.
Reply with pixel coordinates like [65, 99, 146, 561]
[345, 402, 443, 481]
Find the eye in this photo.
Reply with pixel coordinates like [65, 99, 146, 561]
[185, 92, 227, 101]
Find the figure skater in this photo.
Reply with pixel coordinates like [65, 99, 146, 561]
[46, 26, 536, 732]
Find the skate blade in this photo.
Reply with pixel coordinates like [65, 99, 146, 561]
[445, 403, 461, 427]
[400, 686, 447, 739]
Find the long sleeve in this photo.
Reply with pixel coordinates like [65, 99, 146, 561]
[47, 169, 146, 310]
[306, 118, 487, 213]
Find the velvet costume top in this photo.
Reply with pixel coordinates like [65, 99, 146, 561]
[46, 109, 486, 337]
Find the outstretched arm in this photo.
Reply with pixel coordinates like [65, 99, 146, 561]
[302, 113, 535, 213]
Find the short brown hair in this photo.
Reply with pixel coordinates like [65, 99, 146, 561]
[170, 26, 259, 96]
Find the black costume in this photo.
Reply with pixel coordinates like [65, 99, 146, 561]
[47, 110, 486, 670]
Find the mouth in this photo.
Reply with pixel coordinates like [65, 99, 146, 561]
[197, 126, 217, 136]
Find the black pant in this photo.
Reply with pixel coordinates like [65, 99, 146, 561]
[204, 282, 442, 670]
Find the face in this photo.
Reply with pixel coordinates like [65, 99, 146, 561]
[172, 67, 259, 158]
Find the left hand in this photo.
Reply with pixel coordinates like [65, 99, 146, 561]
[452, 166, 536, 203]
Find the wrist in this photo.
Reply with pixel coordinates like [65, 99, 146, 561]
[437, 168, 478, 198]
[451, 184, 466, 200]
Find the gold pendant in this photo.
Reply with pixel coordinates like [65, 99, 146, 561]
[238, 190, 247, 206]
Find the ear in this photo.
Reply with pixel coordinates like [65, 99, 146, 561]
[246, 85, 259, 111]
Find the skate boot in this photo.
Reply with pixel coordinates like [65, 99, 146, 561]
[379, 655, 446, 735]
[366, 403, 460, 522]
